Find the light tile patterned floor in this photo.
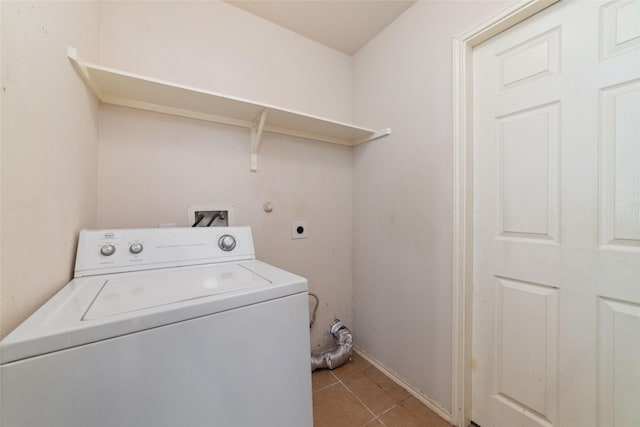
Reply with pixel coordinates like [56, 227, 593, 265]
[312, 354, 451, 427]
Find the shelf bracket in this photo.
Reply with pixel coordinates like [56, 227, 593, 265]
[67, 46, 103, 100]
[250, 109, 268, 171]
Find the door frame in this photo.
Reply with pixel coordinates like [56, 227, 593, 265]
[450, 1, 560, 425]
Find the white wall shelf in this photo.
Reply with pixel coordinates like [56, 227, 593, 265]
[68, 47, 390, 171]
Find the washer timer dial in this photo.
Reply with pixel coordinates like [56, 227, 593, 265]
[218, 235, 236, 251]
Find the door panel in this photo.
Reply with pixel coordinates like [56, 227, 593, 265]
[599, 80, 640, 249]
[497, 27, 561, 91]
[600, 0, 640, 58]
[598, 297, 640, 426]
[472, 1, 640, 426]
[495, 277, 558, 421]
[497, 102, 560, 241]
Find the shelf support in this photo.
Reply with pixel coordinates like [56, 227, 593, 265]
[67, 46, 103, 99]
[250, 109, 268, 171]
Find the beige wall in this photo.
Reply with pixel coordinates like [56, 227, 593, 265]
[352, 0, 512, 413]
[97, 1, 355, 350]
[1, 1, 100, 338]
[99, 1, 353, 123]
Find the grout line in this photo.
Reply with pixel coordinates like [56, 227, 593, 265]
[313, 362, 411, 427]
[329, 369, 380, 423]
[311, 371, 341, 394]
[379, 404, 398, 416]
[330, 366, 401, 427]
[313, 361, 450, 427]
[312, 381, 340, 394]
[354, 347, 453, 423]
[373, 405, 398, 426]
[373, 403, 399, 426]
[367, 415, 389, 427]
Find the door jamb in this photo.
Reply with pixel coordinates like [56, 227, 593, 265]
[451, 1, 560, 425]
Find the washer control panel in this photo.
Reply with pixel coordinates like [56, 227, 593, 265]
[75, 227, 255, 277]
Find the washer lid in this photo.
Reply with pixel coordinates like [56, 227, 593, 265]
[84, 264, 268, 320]
[0, 260, 307, 364]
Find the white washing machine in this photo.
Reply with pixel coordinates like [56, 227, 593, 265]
[0, 226, 313, 427]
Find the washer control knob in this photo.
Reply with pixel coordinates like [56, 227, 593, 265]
[218, 235, 236, 252]
[129, 242, 144, 254]
[100, 244, 116, 256]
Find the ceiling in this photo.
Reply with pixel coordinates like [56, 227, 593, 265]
[224, 0, 416, 55]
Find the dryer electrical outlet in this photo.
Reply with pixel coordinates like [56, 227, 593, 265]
[188, 205, 233, 227]
[292, 221, 308, 239]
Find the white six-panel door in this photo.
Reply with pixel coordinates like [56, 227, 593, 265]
[472, 1, 640, 426]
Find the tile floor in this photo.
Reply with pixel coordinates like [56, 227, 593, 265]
[312, 353, 451, 427]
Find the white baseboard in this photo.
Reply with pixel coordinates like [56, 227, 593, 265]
[353, 346, 452, 425]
